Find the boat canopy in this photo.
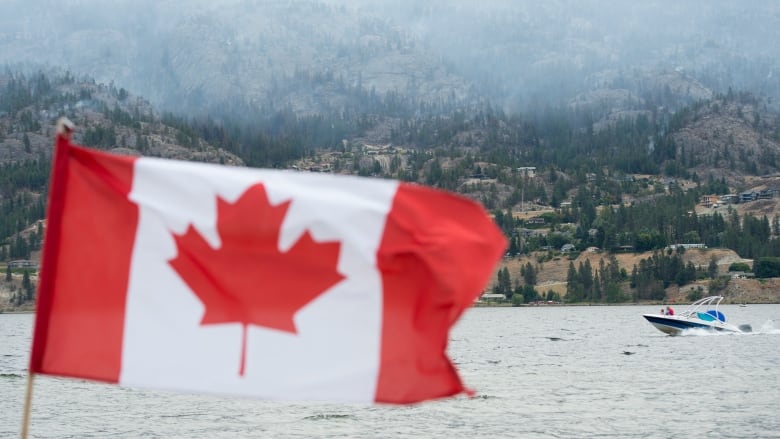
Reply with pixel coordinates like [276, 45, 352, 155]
[679, 296, 728, 322]
[705, 309, 726, 322]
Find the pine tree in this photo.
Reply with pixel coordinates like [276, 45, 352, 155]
[580, 260, 593, 297]
[522, 262, 537, 285]
[499, 267, 512, 299]
[23, 133, 31, 153]
[566, 262, 579, 301]
[708, 257, 718, 278]
[22, 269, 31, 298]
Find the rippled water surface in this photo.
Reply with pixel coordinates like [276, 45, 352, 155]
[2, 305, 779, 438]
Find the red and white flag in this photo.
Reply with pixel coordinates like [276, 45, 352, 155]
[29, 121, 506, 404]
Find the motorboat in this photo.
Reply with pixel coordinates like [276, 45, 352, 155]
[643, 296, 752, 335]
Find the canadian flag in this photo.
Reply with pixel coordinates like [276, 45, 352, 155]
[30, 120, 507, 404]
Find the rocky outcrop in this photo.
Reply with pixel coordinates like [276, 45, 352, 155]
[672, 97, 780, 181]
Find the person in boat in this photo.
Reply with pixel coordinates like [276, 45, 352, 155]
[666, 306, 674, 316]
[660, 308, 666, 315]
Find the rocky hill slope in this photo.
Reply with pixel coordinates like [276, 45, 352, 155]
[0, 72, 242, 166]
[4, 1, 780, 115]
[671, 95, 780, 182]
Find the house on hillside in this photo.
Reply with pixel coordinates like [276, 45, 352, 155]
[758, 188, 780, 199]
[520, 228, 547, 238]
[668, 243, 707, 251]
[700, 194, 718, 207]
[516, 166, 536, 177]
[719, 194, 737, 204]
[479, 293, 507, 302]
[8, 260, 38, 269]
[664, 177, 678, 190]
[740, 191, 758, 203]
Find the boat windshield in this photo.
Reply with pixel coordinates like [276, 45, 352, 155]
[696, 312, 715, 321]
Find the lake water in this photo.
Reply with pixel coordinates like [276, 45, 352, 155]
[2, 304, 779, 438]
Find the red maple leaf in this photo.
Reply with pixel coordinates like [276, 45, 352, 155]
[169, 183, 344, 376]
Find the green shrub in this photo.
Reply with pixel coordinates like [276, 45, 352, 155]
[754, 257, 780, 278]
[728, 262, 751, 272]
[687, 287, 704, 302]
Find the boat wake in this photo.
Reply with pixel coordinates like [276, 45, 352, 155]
[677, 320, 778, 336]
[754, 320, 780, 334]
[677, 327, 735, 337]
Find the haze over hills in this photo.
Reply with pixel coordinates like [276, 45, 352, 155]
[3, 0, 780, 117]
[3, 1, 780, 198]
[6, 1, 780, 309]
[3, 1, 780, 199]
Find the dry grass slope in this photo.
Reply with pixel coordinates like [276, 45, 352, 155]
[491, 248, 780, 304]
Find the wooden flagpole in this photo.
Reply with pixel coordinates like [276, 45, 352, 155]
[20, 372, 34, 439]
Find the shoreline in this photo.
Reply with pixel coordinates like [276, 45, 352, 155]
[2, 299, 778, 314]
[472, 300, 779, 308]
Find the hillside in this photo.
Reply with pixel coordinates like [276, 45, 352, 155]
[671, 95, 780, 182]
[5, 1, 780, 115]
[492, 248, 780, 304]
[0, 71, 246, 285]
[0, 72, 243, 166]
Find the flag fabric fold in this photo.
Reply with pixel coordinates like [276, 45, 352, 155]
[30, 125, 507, 404]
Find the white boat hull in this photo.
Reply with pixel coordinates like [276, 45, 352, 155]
[642, 314, 745, 335]
[643, 296, 752, 335]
